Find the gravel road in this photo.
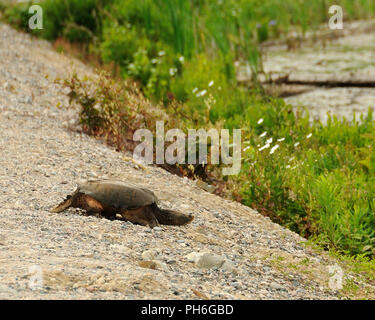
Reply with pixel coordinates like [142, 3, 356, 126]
[0, 22, 370, 300]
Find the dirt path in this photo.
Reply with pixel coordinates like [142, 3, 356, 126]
[0, 23, 374, 299]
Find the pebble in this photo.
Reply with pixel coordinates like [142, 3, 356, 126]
[141, 249, 159, 261]
[270, 282, 286, 291]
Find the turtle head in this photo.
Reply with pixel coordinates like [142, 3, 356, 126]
[155, 208, 194, 226]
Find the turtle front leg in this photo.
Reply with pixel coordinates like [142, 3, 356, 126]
[144, 211, 160, 228]
[100, 208, 117, 220]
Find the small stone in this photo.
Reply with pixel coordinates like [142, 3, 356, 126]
[195, 180, 216, 193]
[263, 266, 271, 272]
[153, 260, 169, 271]
[0, 284, 16, 295]
[270, 282, 285, 291]
[186, 252, 199, 262]
[187, 252, 226, 269]
[141, 249, 158, 260]
[95, 276, 106, 286]
[221, 260, 237, 274]
[109, 244, 129, 254]
[138, 260, 168, 271]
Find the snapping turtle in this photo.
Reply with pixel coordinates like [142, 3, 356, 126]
[51, 179, 194, 227]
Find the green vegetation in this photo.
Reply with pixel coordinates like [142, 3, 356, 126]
[240, 109, 375, 256]
[2, 0, 375, 258]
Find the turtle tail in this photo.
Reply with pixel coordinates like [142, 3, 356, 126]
[51, 190, 79, 213]
[151, 203, 194, 226]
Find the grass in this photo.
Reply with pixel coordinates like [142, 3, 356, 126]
[307, 240, 375, 298]
[267, 241, 375, 299]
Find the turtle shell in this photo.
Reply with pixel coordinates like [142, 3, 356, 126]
[77, 179, 158, 210]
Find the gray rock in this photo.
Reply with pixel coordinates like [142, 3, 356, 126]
[270, 282, 285, 291]
[186, 252, 227, 269]
[141, 249, 159, 260]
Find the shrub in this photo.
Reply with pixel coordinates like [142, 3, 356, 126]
[59, 71, 159, 151]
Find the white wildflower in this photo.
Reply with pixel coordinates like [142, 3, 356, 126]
[260, 131, 267, 138]
[192, 87, 198, 94]
[294, 142, 300, 147]
[93, 103, 102, 111]
[243, 146, 250, 152]
[266, 137, 273, 144]
[197, 89, 207, 97]
[259, 143, 270, 151]
[208, 80, 214, 87]
[158, 51, 165, 56]
[151, 58, 158, 64]
[179, 56, 184, 63]
[169, 68, 177, 76]
[270, 144, 279, 154]
[257, 118, 264, 125]
[306, 133, 313, 139]
[277, 138, 285, 142]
